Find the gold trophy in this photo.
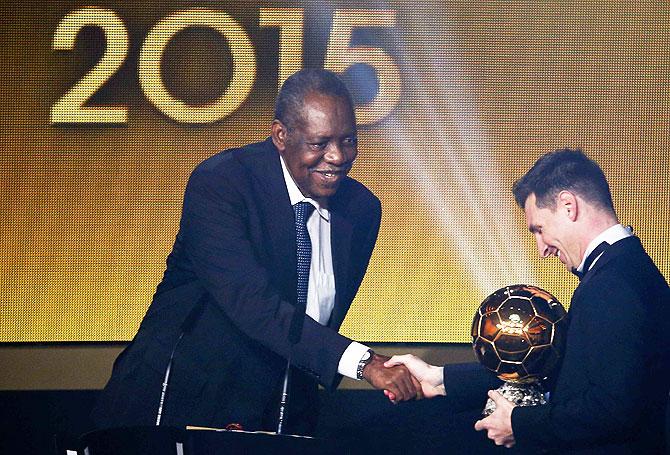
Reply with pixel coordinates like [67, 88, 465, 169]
[472, 285, 567, 415]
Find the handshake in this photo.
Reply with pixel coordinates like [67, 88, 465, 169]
[362, 353, 517, 448]
[360, 353, 446, 403]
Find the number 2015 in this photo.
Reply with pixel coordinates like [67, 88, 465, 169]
[51, 7, 400, 125]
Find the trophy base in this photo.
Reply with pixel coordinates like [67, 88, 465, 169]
[482, 381, 546, 416]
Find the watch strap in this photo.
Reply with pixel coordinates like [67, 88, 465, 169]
[356, 349, 375, 380]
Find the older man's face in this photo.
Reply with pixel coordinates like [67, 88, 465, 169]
[524, 193, 581, 272]
[273, 92, 358, 203]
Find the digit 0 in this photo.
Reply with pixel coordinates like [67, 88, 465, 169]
[139, 9, 256, 124]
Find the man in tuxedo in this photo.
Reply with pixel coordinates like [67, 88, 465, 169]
[386, 149, 669, 453]
[92, 69, 419, 434]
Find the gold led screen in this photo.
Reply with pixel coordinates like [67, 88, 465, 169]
[1, 1, 668, 342]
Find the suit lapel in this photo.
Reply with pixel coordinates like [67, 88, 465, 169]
[328, 204, 353, 328]
[579, 236, 638, 288]
[246, 139, 297, 304]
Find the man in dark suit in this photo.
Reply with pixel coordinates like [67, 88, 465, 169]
[92, 69, 419, 434]
[385, 149, 669, 453]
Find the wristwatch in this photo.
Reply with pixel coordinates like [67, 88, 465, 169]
[356, 349, 375, 380]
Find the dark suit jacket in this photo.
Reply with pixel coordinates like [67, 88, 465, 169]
[93, 138, 381, 433]
[445, 236, 670, 454]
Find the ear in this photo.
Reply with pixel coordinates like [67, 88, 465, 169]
[271, 120, 288, 154]
[557, 190, 578, 221]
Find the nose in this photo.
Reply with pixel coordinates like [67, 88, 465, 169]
[323, 143, 346, 166]
[535, 234, 551, 258]
[324, 140, 357, 167]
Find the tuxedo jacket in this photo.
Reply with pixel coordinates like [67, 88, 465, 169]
[93, 138, 381, 432]
[445, 236, 669, 454]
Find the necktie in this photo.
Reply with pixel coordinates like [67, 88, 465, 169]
[289, 201, 315, 344]
[572, 241, 609, 281]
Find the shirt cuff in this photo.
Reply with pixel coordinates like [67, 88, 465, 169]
[337, 341, 370, 380]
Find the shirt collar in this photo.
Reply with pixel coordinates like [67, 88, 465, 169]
[280, 156, 330, 221]
[576, 223, 633, 273]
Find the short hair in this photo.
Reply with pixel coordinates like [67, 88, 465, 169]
[274, 68, 355, 129]
[512, 149, 615, 212]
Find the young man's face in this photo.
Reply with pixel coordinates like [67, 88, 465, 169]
[524, 193, 581, 272]
[273, 92, 358, 203]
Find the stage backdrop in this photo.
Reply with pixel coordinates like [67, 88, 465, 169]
[1, 1, 668, 342]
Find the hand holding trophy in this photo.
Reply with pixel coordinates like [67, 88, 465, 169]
[472, 285, 567, 415]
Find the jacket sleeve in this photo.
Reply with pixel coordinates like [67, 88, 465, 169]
[179, 162, 353, 389]
[443, 362, 501, 412]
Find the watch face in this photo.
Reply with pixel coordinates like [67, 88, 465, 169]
[362, 350, 372, 361]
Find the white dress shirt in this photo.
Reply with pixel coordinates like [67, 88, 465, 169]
[575, 223, 633, 274]
[280, 157, 370, 380]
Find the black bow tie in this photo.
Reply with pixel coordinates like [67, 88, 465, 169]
[572, 241, 609, 281]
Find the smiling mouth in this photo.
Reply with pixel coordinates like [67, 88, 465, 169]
[555, 250, 567, 264]
[315, 171, 343, 179]
[312, 165, 351, 181]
